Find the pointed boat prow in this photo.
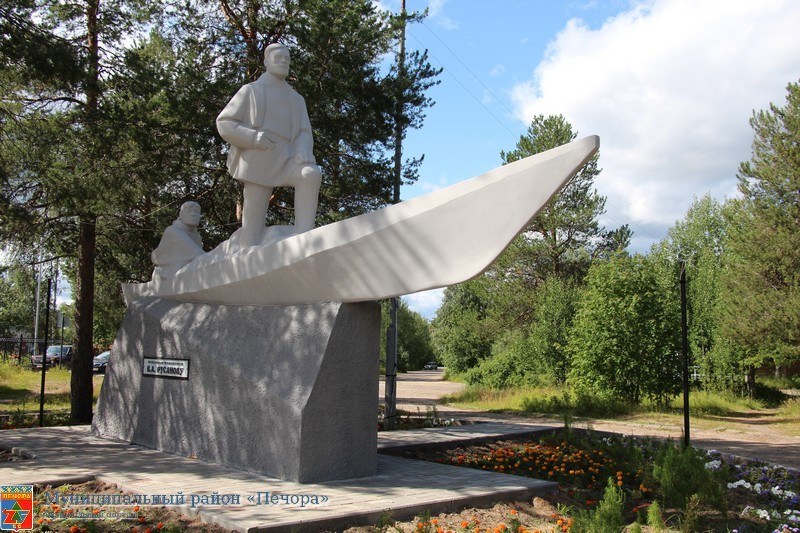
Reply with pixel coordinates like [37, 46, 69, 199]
[123, 135, 599, 306]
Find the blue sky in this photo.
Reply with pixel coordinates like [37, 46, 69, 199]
[384, 0, 800, 319]
[40, 1, 800, 318]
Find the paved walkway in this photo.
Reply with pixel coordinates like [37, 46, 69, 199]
[0, 424, 558, 532]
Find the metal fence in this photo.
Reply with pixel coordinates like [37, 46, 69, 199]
[0, 336, 71, 366]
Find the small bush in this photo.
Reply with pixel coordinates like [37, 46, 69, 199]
[652, 442, 726, 512]
[520, 388, 634, 419]
[646, 500, 665, 531]
[571, 477, 626, 532]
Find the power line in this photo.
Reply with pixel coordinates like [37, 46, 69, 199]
[406, 26, 520, 141]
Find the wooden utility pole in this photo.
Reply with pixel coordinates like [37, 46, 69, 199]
[384, 0, 408, 431]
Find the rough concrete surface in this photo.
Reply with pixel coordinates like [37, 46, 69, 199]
[93, 297, 380, 483]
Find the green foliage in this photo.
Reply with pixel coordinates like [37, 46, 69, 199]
[646, 500, 665, 531]
[718, 79, 800, 373]
[2, 1, 440, 422]
[667, 389, 766, 417]
[0, 258, 37, 336]
[431, 281, 492, 373]
[519, 388, 634, 419]
[652, 443, 726, 512]
[525, 276, 580, 383]
[464, 329, 538, 388]
[650, 194, 729, 391]
[374, 509, 396, 531]
[380, 299, 435, 372]
[568, 254, 681, 405]
[431, 115, 628, 385]
[679, 494, 702, 533]
[571, 477, 626, 533]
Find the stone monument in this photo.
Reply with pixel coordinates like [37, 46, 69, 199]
[94, 41, 600, 483]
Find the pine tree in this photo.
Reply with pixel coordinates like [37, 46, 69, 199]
[718, 80, 800, 382]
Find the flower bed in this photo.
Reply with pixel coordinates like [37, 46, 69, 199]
[393, 430, 800, 532]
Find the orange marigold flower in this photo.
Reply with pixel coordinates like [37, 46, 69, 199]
[138, 516, 146, 523]
[617, 480, 623, 486]
[510, 509, 518, 515]
[461, 521, 470, 528]
[157, 523, 164, 530]
[70, 526, 80, 533]
[133, 505, 141, 512]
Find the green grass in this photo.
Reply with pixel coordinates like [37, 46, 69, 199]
[442, 382, 799, 436]
[774, 396, 800, 434]
[0, 359, 102, 415]
[665, 389, 766, 416]
[441, 384, 637, 418]
[441, 384, 558, 411]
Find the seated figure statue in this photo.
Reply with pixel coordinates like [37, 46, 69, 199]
[151, 201, 204, 279]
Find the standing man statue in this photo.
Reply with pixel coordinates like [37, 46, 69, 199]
[217, 43, 322, 248]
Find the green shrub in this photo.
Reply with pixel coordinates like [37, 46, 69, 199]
[652, 442, 726, 512]
[646, 500, 665, 531]
[520, 388, 634, 418]
[571, 477, 626, 532]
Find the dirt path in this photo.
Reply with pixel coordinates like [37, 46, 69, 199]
[380, 371, 800, 470]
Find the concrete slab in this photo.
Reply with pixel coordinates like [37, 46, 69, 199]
[378, 421, 558, 452]
[0, 425, 558, 532]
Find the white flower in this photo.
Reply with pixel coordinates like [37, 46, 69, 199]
[757, 509, 770, 520]
[705, 460, 722, 470]
[754, 483, 762, 493]
[772, 486, 784, 496]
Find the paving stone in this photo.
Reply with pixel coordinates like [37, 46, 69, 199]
[0, 424, 558, 532]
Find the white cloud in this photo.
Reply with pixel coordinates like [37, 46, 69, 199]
[403, 288, 444, 319]
[427, 0, 459, 30]
[489, 64, 506, 77]
[511, 0, 800, 247]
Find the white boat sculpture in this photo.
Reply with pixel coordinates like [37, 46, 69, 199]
[123, 135, 599, 306]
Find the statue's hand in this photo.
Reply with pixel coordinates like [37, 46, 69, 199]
[255, 131, 275, 150]
[294, 152, 315, 165]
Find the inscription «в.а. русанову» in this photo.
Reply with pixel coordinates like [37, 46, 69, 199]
[142, 357, 189, 380]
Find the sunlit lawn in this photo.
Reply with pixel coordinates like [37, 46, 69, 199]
[0, 359, 103, 415]
[441, 384, 800, 437]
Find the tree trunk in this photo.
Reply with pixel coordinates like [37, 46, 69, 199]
[71, 216, 96, 423]
[744, 365, 756, 397]
[70, 0, 100, 424]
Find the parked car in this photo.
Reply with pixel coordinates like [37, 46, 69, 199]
[31, 345, 73, 369]
[93, 350, 111, 373]
[423, 361, 439, 370]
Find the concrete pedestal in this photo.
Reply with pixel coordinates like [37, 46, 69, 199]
[92, 297, 380, 483]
